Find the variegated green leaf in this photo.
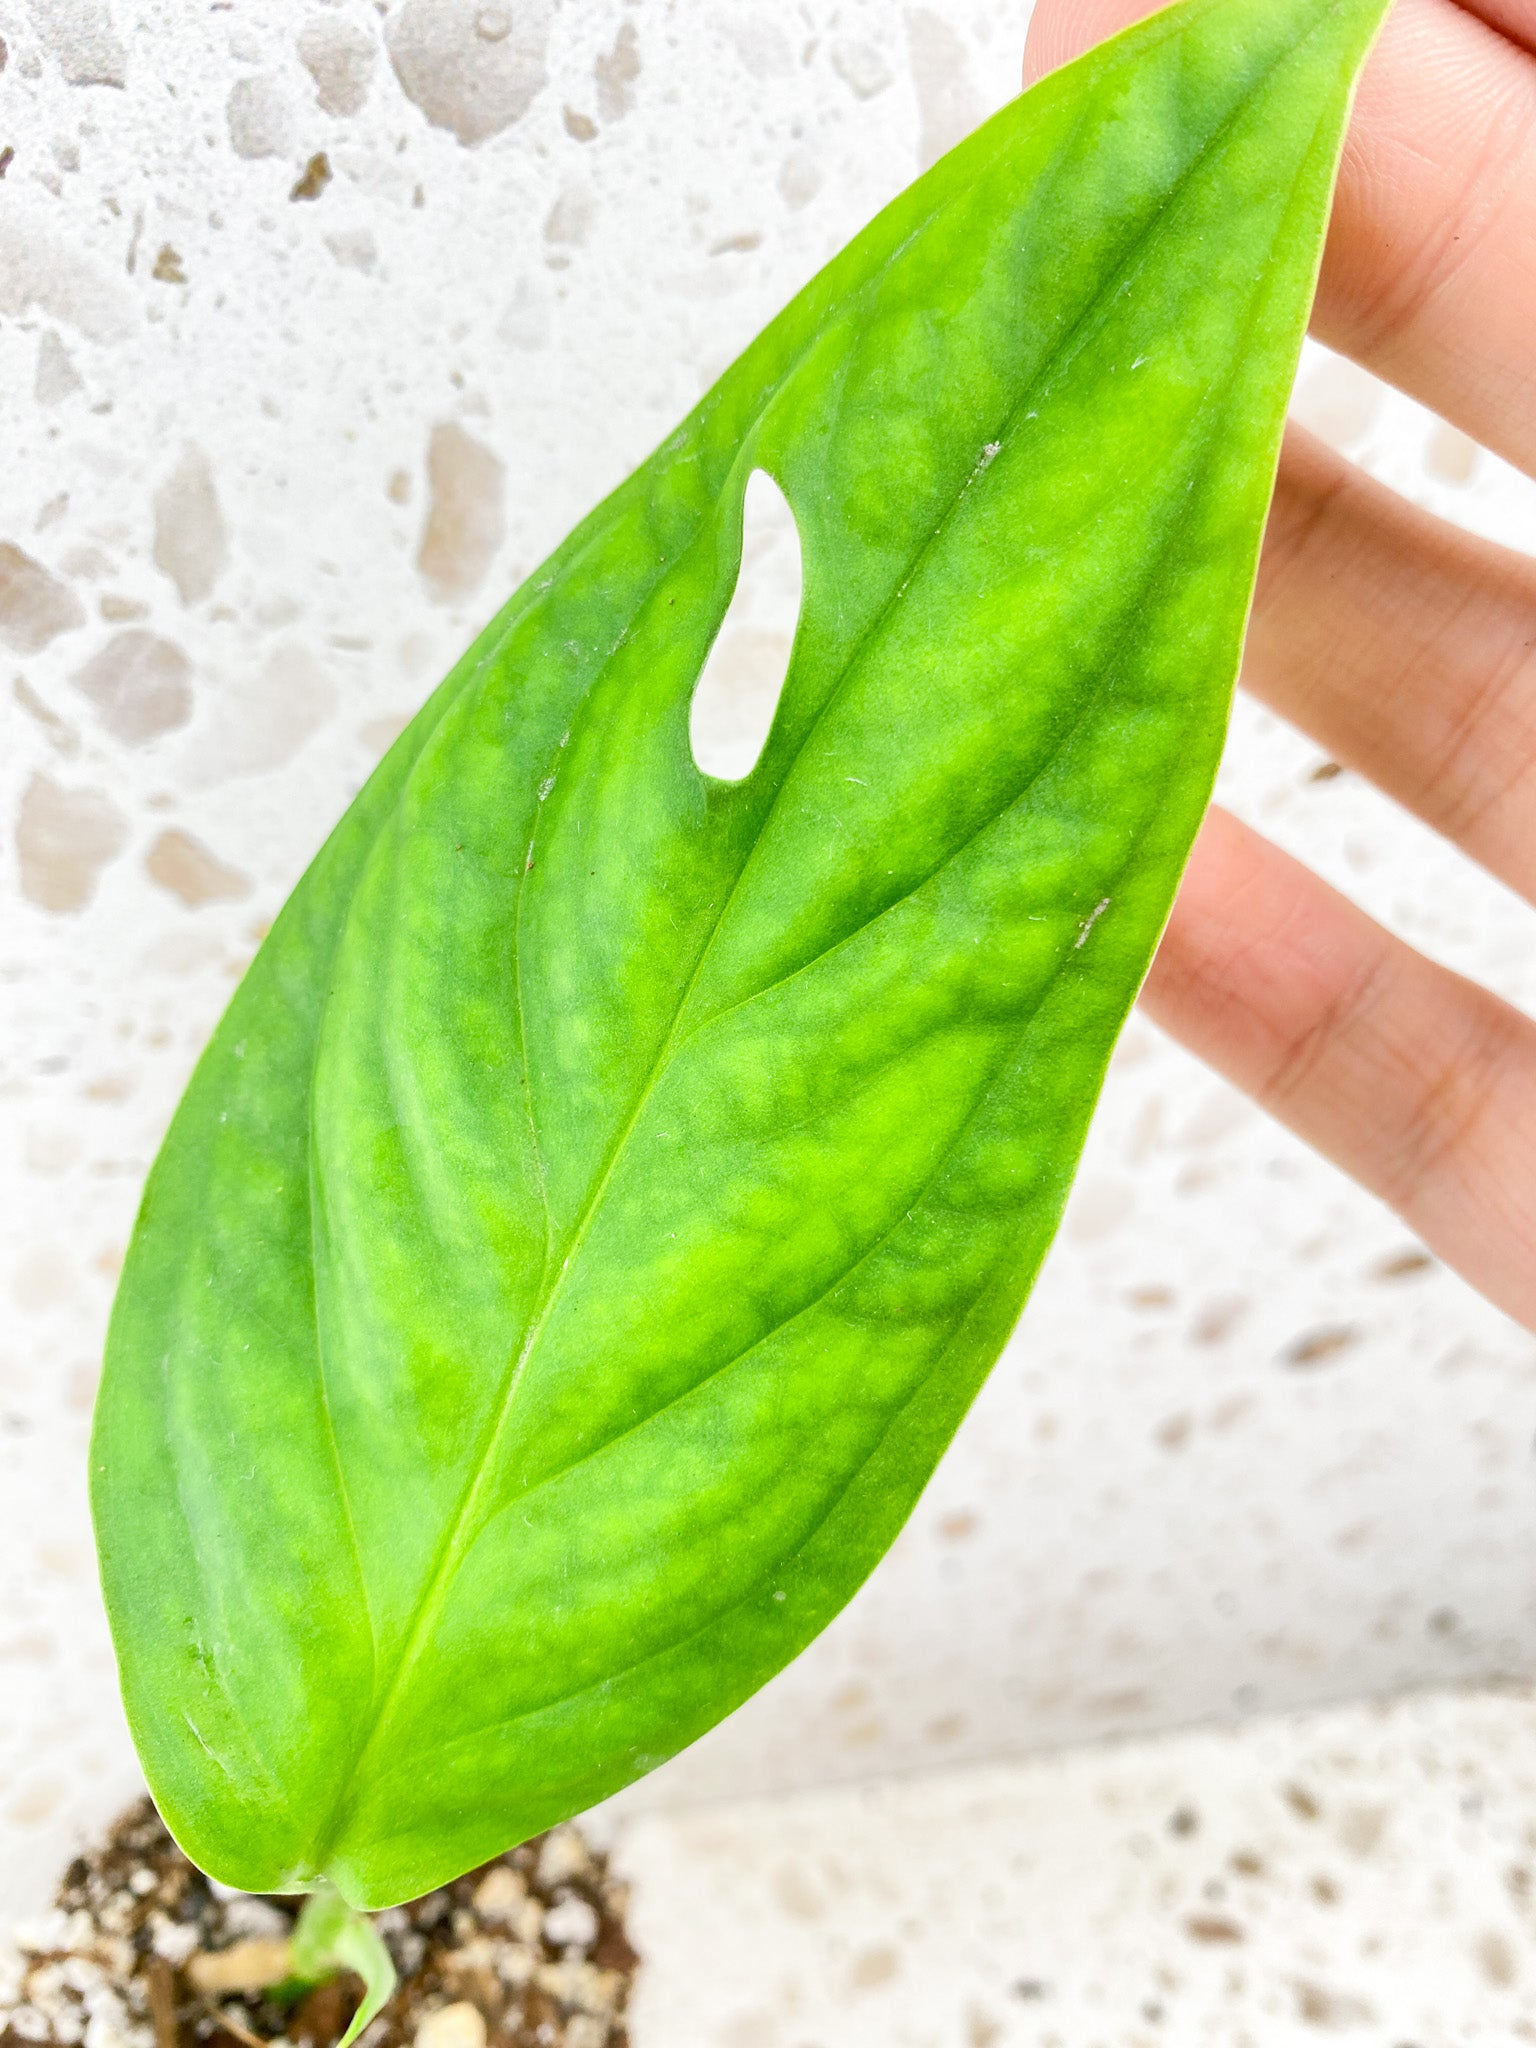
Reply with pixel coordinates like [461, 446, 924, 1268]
[93, 0, 1390, 1907]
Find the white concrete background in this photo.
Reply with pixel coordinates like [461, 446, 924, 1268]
[618, 1685, 1536, 2046]
[2, 0, 1536, 1935]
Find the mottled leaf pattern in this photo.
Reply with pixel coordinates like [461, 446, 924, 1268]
[93, 0, 1390, 1908]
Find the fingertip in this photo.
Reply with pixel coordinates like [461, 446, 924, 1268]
[1022, 0, 1174, 86]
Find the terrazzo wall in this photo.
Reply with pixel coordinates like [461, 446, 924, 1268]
[3, 0, 1536, 1919]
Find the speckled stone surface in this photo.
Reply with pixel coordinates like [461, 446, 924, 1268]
[617, 1685, 1536, 2046]
[3, 0, 1536, 1932]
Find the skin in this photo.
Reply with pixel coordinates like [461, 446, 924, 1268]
[1025, 0, 1536, 1332]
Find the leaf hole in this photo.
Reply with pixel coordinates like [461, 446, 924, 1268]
[690, 467, 802, 781]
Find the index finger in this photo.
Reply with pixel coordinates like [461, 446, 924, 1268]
[1023, 0, 1536, 479]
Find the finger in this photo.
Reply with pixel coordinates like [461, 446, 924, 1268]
[1325, 0, 1536, 472]
[1464, 0, 1536, 54]
[1247, 422, 1536, 903]
[1024, 0, 1536, 477]
[1140, 806, 1536, 1334]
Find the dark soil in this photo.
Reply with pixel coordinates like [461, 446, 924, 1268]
[0, 1799, 638, 2048]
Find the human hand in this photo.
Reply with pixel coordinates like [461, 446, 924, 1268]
[1025, 0, 1536, 1331]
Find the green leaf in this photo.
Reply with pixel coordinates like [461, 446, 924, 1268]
[289, 1890, 398, 2048]
[92, 0, 1389, 1907]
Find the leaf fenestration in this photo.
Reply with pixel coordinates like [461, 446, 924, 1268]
[689, 468, 803, 782]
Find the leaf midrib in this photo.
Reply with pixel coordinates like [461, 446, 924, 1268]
[294, 142, 982, 1881]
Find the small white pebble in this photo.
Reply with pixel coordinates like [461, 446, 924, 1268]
[441, 1938, 497, 1974]
[63, 1915, 97, 1957]
[34, 1989, 80, 2031]
[496, 1945, 536, 1989]
[26, 1960, 68, 2005]
[15, 1912, 71, 1956]
[127, 1873, 157, 1898]
[219, 1898, 290, 1941]
[536, 1827, 592, 1889]
[82, 1988, 141, 2048]
[470, 1867, 526, 1923]
[97, 1901, 134, 1941]
[413, 2001, 487, 2048]
[148, 1917, 201, 1967]
[394, 1932, 428, 1975]
[81, 1984, 128, 2027]
[534, 1962, 618, 2018]
[540, 1898, 598, 1951]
